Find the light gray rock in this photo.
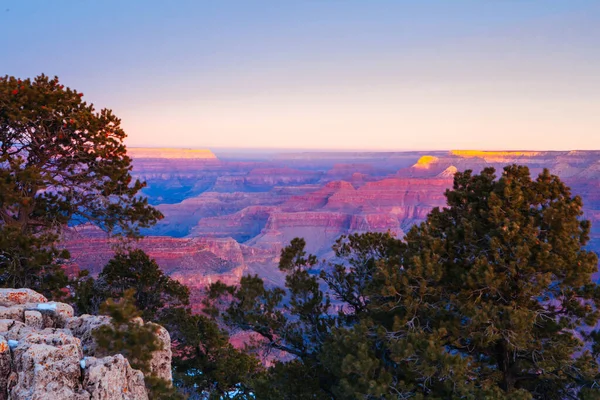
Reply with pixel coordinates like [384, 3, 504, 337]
[24, 302, 75, 328]
[0, 337, 11, 400]
[10, 338, 88, 399]
[65, 315, 173, 383]
[0, 289, 173, 399]
[0, 289, 47, 307]
[83, 355, 148, 400]
[1, 321, 31, 342]
[64, 314, 111, 355]
[44, 302, 74, 322]
[0, 319, 24, 333]
[24, 311, 43, 330]
[0, 306, 24, 322]
[149, 323, 173, 382]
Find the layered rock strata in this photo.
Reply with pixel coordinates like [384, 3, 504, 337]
[62, 150, 600, 296]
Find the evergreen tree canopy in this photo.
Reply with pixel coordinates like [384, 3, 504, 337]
[72, 249, 255, 398]
[207, 165, 600, 399]
[94, 289, 184, 400]
[0, 74, 162, 294]
[161, 307, 261, 399]
[94, 289, 160, 374]
[98, 249, 190, 321]
[374, 165, 600, 399]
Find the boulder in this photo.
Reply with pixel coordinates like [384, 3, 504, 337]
[65, 315, 172, 382]
[24, 311, 43, 330]
[10, 328, 87, 400]
[0, 288, 173, 399]
[64, 315, 111, 355]
[83, 355, 148, 400]
[0, 300, 75, 330]
[0, 306, 25, 322]
[0, 320, 25, 334]
[0, 289, 46, 307]
[149, 323, 173, 382]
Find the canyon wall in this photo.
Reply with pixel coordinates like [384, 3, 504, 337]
[62, 149, 600, 294]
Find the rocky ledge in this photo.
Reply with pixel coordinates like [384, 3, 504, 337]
[0, 288, 171, 400]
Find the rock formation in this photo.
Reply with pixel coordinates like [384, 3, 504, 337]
[63, 234, 246, 289]
[0, 288, 171, 400]
[61, 149, 600, 300]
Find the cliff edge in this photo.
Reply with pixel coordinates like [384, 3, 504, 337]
[0, 288, 171, 400]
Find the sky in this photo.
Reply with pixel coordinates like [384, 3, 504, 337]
[1, 1, 599, 151]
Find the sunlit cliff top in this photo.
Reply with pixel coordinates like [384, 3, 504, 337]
[449, 150, 544, 158]
[414, 155, 440, 168]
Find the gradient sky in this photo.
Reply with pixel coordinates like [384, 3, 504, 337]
[1, 1, 599, 150]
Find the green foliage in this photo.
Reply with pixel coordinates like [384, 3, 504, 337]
[69, 269, 104, 315]
[251, 360, 331, 400]
[0, 74, 162, 295]
[207, 166, 600, 399]
[94, 289, 160, 373]
[97, 249, 190, 321]
[392, 165, 600, 398]
[145, 374, 186, 400]
[72, 249, 189, 318]
[0, 225, 69, 298]
[206, 238, 333, 363]
[323, 231, 402, 319]
[94, 289, 183, 399]
[161, 307, 261, 399]
[74, 249, 256, 398]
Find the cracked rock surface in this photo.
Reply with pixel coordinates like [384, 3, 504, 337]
[0, 289, 172, 400]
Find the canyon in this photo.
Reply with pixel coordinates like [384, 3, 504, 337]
[63, 149, 600, 293]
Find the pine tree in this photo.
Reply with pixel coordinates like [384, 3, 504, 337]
[161, 307, 261, 399]
[208, 166, 600, 399]
[391, 166, 600, 398]
[94, 289, 160, 373]
[97, 249, 190, 321]
[0, 74, 162, 296]
[350, 166, 600, 399]
[94, 289, 184, 400]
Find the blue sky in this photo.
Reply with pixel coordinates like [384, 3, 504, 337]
[1, 1, 599, 150]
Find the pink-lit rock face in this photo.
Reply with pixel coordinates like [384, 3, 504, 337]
[349, 214, 404, 236]
[62, 150, 600, 298]
[190, 205, 278, 241]
[248, 211, 353, 255]
[326, 178, 450, 214]
[280, 181, 356, 212]
[63, 231, 246, 289]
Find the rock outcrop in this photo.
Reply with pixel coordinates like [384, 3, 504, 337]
[0, 288, 172, 400]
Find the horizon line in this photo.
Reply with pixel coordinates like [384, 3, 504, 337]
[125, 145, 600, 153]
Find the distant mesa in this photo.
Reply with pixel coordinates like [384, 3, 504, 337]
[450, 150, 543, 159]
[128, 147, 217, 159]
[437, 165, 458, 178]
[413, 155, 440, 169]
